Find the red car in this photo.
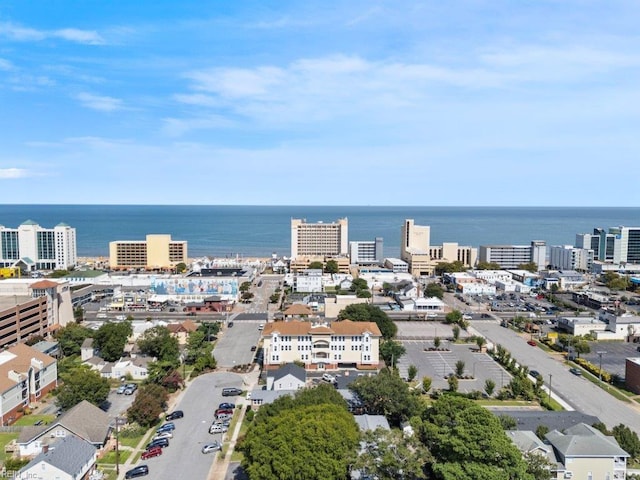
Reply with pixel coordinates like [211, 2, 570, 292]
[215, 409, 233, 416]
[141, 446, 162, 459]
[527, 340, 537, 346]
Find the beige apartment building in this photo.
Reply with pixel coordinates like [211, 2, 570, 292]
[400, 219, 477, 277]
[262, 320, 381, 371]
[109, 234, 187, 271]
[291, 218, 348, 259]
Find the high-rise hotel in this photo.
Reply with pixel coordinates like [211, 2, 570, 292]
[290, 218, 349, 273]
[0, 220, 77, 270]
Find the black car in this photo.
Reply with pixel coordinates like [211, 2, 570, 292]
[530, 370, 542, 380]
[125, 465, 149, 478]
[165, 410, 184, 421]
[228, 321, 234, 328]
[146, 438, 169, 450]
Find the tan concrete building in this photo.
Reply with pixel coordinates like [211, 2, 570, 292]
[262, 320, 381, 371]
[291, 218, 348, 259]
[289, 255, 350, 274]
[109, 234, 187, 271]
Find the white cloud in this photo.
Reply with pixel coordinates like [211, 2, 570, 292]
[0, 168, 30, 179]
[75, 92, 124, 112]
[0, 22, 105, 45]
[0, 58, 14, 71]
[53, 28, 105, 45]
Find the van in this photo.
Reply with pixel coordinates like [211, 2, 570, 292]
[221, 387, 242, 397]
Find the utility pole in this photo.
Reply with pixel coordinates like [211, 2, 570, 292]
[548, 374, 552, 403]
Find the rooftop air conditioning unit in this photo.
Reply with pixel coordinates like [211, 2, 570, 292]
[564, 472, 573, 479]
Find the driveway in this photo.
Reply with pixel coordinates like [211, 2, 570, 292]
[126, 372, 244, 480]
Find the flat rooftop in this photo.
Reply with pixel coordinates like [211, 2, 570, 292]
[0, 295, 34, 311]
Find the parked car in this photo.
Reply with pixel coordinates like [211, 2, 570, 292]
[141, 447, 162, 460]
[569, 368, 582, 376]
[153, 431, 173, 441]
[156, 422, 175, 432]
[258, 323, 265, 330]
[215, 413, 232, 422]
[530, 370, 541, 379]
[165, 410, 184, 421]
[125, 465, 149, 478]
[527, 340, 537, 347]
[321, 373, 336, 383]
[116, 385, 127, 394]
[202, 442, 222, 454]
[209, 424, 228, 434]
[221, 387, 242, 397]
[250, 345, 257, 351]
[218, 403, 235, 410]
[146, 438, 169, 450]
[227, 321, 234, 328]
[215, 408, 233, 416]
[123, 387, 136, 395]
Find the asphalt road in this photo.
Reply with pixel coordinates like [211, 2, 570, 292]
[214, 320, 263, 368]
[132, 372, 244, 480]
[472, 320, 640, 431]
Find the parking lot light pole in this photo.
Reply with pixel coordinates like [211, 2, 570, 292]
[548, 374, 552, 403]
[597, 351, 606, 382]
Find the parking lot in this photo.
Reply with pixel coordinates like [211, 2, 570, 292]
[582, 341, 640, 379]
[213, 318, 263, 368]
[397, 341, 512, 392]
[395, 321, 469, 340]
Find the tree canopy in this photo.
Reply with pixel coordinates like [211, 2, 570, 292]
[137, 325, 180, 363]
[349, 369, 421, 427]
[435, 261, 466, 275]
[56, 365, 110, 410]
[54, 323, 93, 357]
[336, 304, 397, 339]
[93, 321, 132, 362]
[424, 282, 445, 299]
[241, 386, 359, 480]
[476, 261, 502, 270]
[308, 261, 324, 270]
[325, 259, 339, 274]
[127, 383, 168, 427]
[518, 262, 538, 273]
[416, 395, 532, 480]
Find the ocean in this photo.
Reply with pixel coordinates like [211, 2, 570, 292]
[1, 205, 638, 259]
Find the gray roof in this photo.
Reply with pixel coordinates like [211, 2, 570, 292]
[507, 430, 560, 468]
[18, 400, 111, 446]
[546, 423, 629, 458]
[354, 415, 390, 432]
[271, 363, 306, 383]
[249, 389, 295, 404]
[490, 410, 600, 433]
[81, 338, 94, 349]
[31, 341, 60, 355]
[19, 436, 96, 476]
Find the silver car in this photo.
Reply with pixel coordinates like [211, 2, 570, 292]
[202, 442, 221, 454]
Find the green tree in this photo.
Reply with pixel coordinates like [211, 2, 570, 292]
[424, 283, 444, 299]
[269, 293, 280, 303]
[518, 262, 538, 273]
[408, 364, 418, 382]
[93, 321, 132, 362]
[455, 360, 465, 377]
[433, 336, 441, 349]
[447, 375, 459, 392]
[337, 304, 397, 339]
[54, 323, 93, 357]
[127, 383, 168, 427]
[380, 339, 406, 368]
[175, 262, 187, 273]
[535, 424, 549, 440]
[240, 281, 252, 293]
[445, 310, 463, 325]
[612, 424, 640, 460]
[325, 260, 339, 274]
[137, 326, 180, 363]
[349, 369, 421, 427]
[146, 360, 179, 385]
[476, 261, 502, 270]
[353, 427, 430, 480]
[417, 395, 532, 480]
[308, 261, 324, 271]
[484, 379, 496, 396]
[475, 336, 487, 351]
[241, 291, 255, 302]
[452, 325, 461, 342]
[73, 306, 84, 321]
[435, 261, 466, 275]
[498, 414, 517, 430]
[186, 331, 217, 373]
[422, 376, 432, 393]
[197, 321, 221, 340]
[524, 451, 553, 480]
[242, 403, 359, 480]
[56, 365, 110, 410]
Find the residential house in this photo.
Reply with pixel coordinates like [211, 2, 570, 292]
[261, 320, 381, 371]
[282, 304, 313, 319]
[16, 435, 97, 480]
[267, 363, 306, 391]
[0, 344, 57, 425]
[507, 430, 560, 478]
[17, 400, 111, 458]
[166, 319, 198, 344]
[248, 389, 295, 409]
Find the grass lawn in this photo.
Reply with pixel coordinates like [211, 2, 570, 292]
[0, 432, 19, 464]
[14, 414, 55, 426]
[98, 449, 131, 465]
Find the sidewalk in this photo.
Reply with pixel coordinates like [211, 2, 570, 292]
[207, 366, 261, 480]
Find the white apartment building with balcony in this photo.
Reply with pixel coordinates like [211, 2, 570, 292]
[261, 320, 381, 371]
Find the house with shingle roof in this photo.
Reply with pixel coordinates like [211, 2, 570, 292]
[0, 344, 57, 425]
[166, 319, 199, 344]
[262, 320, 381, 371]
[16, 435, 97, 480]
[283, 304, 314, 318]
[267, 363, 306, 391]
[18, 400, 112, 457]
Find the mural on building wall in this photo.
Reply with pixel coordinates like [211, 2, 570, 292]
[150, 277, 238, 296]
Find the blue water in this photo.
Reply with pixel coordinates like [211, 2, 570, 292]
[0, 205, 638, 258]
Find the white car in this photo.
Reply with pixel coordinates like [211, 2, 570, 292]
[321, 373, 336, 383]
[153, 431, 173, 440]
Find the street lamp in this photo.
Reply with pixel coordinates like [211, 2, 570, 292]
[548, 374, 552, 403]
[113, 416, 126, 475]
[597, 351, 606, 382]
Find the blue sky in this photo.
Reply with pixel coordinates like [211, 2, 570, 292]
[1, 1, 639, 206]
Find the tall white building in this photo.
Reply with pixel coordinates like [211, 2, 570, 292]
[479, 241, 546, 271]
[0, 220, 77, 270]
[549, 245, 594, 271]
[577, 226, 640, 265]
[290, 218, 348, 260]
[349, 237, 383, 264]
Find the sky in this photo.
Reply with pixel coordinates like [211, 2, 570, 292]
[1, 1, 639, 206]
